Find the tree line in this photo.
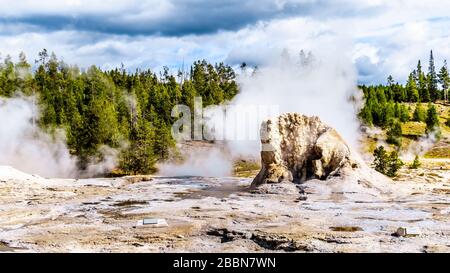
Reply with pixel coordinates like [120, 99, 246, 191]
[361, 50, 449, 105]
[0, 50, 238, 174]
[359, 50, 448, 147]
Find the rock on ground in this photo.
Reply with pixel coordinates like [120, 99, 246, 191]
[253, 113, 370, 187]
[0, 169, 449, 253]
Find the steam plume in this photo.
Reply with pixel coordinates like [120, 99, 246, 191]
[0, 96, 117, 178]
[161, 48, 361, 176]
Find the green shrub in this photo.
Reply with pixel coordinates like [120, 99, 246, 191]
[373, 146, 404, 177]
[409, 155, 421, 169]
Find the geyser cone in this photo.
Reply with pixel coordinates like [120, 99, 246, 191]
[252, 113, 364, 187]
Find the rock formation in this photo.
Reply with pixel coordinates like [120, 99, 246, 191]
[252, 113, 359, 187]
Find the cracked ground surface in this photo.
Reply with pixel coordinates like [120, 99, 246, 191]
[0, 164, 449, 253]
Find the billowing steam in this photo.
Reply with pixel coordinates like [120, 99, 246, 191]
[158, 148, 232, 177]
[210, 49, 360, 156]
[0, 96, 117, 178]
[401, 130, 440, 161]
[160, 48, 361, 176]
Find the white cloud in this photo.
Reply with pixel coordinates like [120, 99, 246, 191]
[0, 0, 448, 84]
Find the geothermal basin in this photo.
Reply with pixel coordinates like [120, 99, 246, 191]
[0, 165, 449, 253]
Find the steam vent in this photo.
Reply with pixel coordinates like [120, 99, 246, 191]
[252, 113, 358, 187]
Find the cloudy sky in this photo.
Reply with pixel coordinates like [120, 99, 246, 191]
[0, 0, 449, 84]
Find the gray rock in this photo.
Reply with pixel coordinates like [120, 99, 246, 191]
[252, 113, 357, 187]
[393, 227, 421, 237]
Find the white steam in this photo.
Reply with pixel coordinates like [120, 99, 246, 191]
[161, 48, 361, 176]
[158, 147, 232, 177]
[0, 96, 118, 178]
[208, 49, 360, 157]
[85, 145, 119, 176]
[401, 130, 440, 161]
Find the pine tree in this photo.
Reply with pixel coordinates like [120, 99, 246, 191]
[15, 52, 33, 96]
[373, 146, 404, 177]
[387, 75, 394, 86]
[0, 55, 16, 97]
[180, 80, 197, 110]
[373, 146, 388, 174]
[382, 101, 395, 127]
[398, 104, 410, 122]
[119, 119, 157, 174]
[386, 150, 404, 177]
[425, 103, 440, 133]
[406, 72, 419, 102]
[153, 118, 174, 160]
[409, 155, 421, 169]
[412, 103, 426, 122]
[416, 60, 430, 102]
[359, 104, 373, 126]
[438, 60, 449, 102]
[386, 75, 397, 101]
[427, 50, 439, 101]
[386, 120, 402, 147]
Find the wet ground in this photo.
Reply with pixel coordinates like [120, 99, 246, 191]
[0, 166, 449, 253]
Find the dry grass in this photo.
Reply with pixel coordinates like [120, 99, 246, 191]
[362, 137, 380, 154]
[424, 147, 450, 158]
[361, 103, 450, 159]
[233, 159, 260, 177]
[402, 122, 426, 136]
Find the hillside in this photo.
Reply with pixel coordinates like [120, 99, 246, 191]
[362, 102, 449, 155]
